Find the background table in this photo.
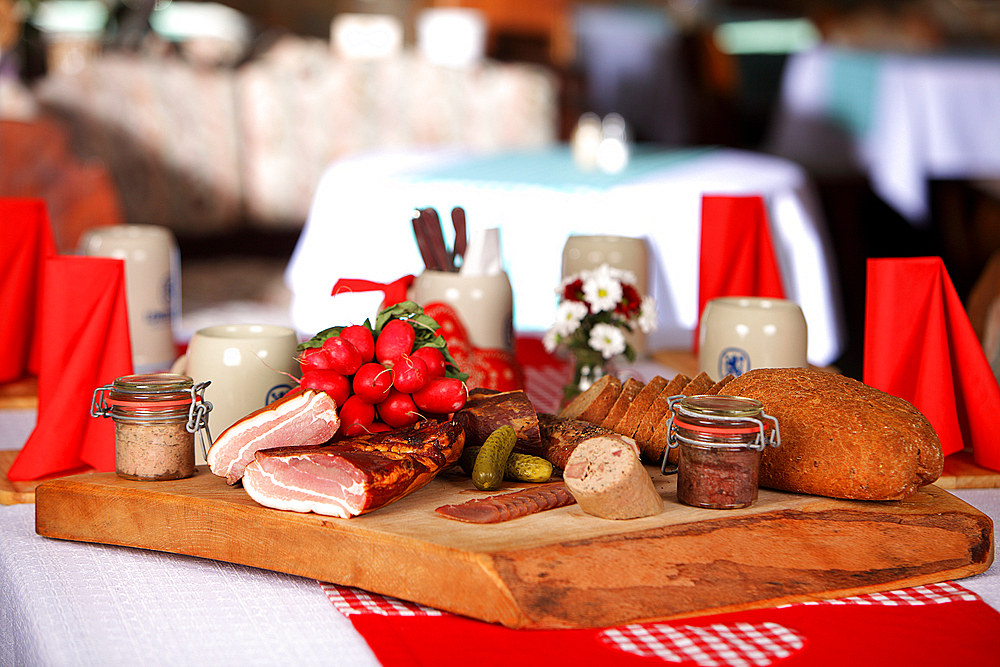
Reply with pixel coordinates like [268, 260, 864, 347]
[768, 46, 1000, 224]
[285, 146, 846, 367]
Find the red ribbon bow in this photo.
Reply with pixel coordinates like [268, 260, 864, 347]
[332, 276, 415, 308]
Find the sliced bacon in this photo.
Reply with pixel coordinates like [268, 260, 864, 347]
[434, 482, 576, 524]
[206, 388, 340, 485]
[242, 420, 465, 518]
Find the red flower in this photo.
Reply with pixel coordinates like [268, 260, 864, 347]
[616, 283, 641, 318]
[562, 278, 586, 305]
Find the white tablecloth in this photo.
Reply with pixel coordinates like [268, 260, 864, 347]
[769, 46, 1000, 223]
[2, 407, 998, 666]
[285, 147, 845, 366]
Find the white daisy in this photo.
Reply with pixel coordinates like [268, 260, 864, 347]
[553, 300, 588, 337]
[582, 264, 623, 313]
[637, 295, 658, 334]
[542, 327, 560, 353]
[607, 265, 637, 286]
[589, 322, 627, 359]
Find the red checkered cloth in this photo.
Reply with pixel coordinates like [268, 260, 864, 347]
[516, 334, 570, 415]
[323, 580, 1000, 667]
[320, 583, 445, 617]
[778, 580, 979, 607]
[601, 621, 805, 666]
[321, 581, 982, 618]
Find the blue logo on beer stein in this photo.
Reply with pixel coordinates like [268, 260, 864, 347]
[719, 347, 751, 378]
[266, 384, 293, 405]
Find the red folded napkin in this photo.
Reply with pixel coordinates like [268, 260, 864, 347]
[0, 198, 57, 383]
[865, 256, 1000, 471]
[7, 255, 133, 481]
[327, 581, 1000, 667]
[695, 195, 787, 351]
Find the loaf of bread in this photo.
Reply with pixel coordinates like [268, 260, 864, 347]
[725, 368, 944, 501]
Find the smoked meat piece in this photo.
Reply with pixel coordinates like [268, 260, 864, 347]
[242, 419, 465, 517]
[537, 413, 619, 468]
[453, 389, 541, 454]
[435, 482, 576, 523]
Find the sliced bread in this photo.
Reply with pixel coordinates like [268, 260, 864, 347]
[681, 371, 714, 396]
[706, 374, 735, 395]
[557, 374, 622, 423]
[600, 377, 644, 429]
[616, 375, 669, 439]
[633, 375, 687, 460]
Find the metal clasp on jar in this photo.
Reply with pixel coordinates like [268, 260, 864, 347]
[187, 381, 213, 459]
[90, 384, 114, 419]
[660, 394, 781, 475]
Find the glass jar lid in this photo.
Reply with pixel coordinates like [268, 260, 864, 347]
[674, 395, 763, 420]
[109, 373, 194, 407]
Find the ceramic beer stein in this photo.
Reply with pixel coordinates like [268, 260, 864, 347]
[78, 225, 180, 373]
[698, 296, 808, 381]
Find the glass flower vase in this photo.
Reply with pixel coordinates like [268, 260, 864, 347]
[562, 348, 613, 406]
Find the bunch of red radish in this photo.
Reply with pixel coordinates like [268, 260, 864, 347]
[298, 319, 468, 438]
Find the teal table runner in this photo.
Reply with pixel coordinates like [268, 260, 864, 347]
[827, 50, 883, 136]
[414, 146, 715, 191]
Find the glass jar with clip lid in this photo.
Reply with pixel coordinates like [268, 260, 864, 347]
[91, 374, 212, 481]
[662, 394, 780, 509]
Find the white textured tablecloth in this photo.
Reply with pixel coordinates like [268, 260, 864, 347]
[0, 502, 380, 667]
[769, 46, 1000, 223]
[285, 147, 845, 366]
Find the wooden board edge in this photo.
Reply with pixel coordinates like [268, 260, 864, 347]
[618, 563, 996, 625]
[1, 450, 36, 505]
[0, 376, 39, 410]
[483, 489, 995, 628]
[937, 449, 1000, 489]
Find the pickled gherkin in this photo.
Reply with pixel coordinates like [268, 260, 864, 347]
[471, 425, 516, 491]
[461, 441, 553, 485]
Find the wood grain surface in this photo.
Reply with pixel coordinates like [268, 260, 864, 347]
[34, 466, 994, 629]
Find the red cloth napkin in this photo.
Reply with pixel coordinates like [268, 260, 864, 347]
[695, 195, 787, 351]
[7, 255, 133, 481]
[0, 198, 57, 383]
[864, 256, 1000, 471]
[328, 581, 1000, 667]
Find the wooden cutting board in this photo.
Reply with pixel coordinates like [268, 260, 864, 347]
[34, 466, 994, 629]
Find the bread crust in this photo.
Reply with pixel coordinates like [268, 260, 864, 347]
[725, 368, 944, 501]
[681, 371, 714, 396]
